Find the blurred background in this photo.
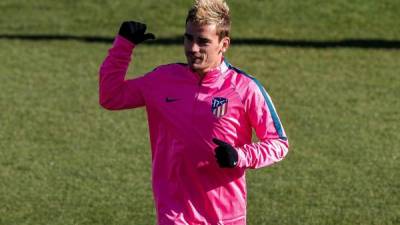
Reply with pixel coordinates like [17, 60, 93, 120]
[0, 0, 399, 224]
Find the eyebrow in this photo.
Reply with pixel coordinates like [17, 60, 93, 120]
[184, 33, 192, 38]
[184, 33, 211, 43]
[198, 37, 211, 43]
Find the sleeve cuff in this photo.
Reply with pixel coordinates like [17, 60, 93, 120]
[114, 35, 136, 49]
[235, 147, 247, 168]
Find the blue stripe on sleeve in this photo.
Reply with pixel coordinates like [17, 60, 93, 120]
[224, 60, 287, 140]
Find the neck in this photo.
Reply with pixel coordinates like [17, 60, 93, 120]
[195, 57, 224, 78]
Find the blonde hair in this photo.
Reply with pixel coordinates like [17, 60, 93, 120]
[186, 0, 231, 40]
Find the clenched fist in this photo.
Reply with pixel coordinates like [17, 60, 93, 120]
[118, 21, 155, 45]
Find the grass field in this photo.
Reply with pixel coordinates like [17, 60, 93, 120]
[1, 1, 399, 225]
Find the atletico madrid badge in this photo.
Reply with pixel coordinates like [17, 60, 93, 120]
[211, 97, 228, 118]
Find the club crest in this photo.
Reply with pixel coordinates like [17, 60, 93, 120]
[211, 97, 228, 118]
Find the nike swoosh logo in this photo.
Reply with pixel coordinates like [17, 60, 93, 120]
[165, 97, 179, 103]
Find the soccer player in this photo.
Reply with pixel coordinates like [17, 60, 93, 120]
[99, 0, 289, 224]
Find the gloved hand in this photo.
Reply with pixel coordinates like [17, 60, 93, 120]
[213, 138, 238, 168]
[118, 21, 155, 45]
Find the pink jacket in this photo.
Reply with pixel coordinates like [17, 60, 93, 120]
[99, 36, 289, 225]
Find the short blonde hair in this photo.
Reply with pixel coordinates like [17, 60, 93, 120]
[186, 0, 231, 40]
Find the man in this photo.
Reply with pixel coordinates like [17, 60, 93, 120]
[99, 0, 289, 224]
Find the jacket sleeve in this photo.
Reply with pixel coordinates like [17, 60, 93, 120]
[236, 79, 289, 169]
[99, 35, 147, 110]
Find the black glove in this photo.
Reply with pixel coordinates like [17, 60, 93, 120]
[213, 138, 238, 168]
[118, 21, 155, 45]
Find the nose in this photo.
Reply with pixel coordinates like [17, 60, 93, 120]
[188, 41, 200, 53]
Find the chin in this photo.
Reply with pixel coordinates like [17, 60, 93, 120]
[188, 65, 206, 75]
[189, 63, 202, 70]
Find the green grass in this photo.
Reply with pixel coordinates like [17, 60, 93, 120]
[1, 1, 400, 225]
[1, 0, 400, 39]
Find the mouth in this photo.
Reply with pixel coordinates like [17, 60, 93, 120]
[188, 55, 203, 64]
[192, 57, 202, 63]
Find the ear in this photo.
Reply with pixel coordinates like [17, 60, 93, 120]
[220, 36, 230, 53]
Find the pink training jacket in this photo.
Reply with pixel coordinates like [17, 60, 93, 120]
[99, 36, 289, 225]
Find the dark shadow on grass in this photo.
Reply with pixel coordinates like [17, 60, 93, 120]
[1, 34, 400, 49]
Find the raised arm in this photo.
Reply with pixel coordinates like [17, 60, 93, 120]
[99, 21, 155, 110]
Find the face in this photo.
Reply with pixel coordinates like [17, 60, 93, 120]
[184, 21, 230, 76]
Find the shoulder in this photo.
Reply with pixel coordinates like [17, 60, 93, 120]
[225, 61, 264, 96]
[141, 63, 189, 85]
[151, 63, 188, 74]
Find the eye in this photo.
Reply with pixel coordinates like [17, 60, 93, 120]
[198, 38, 210, 46]
[184, 33, 193, 42]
